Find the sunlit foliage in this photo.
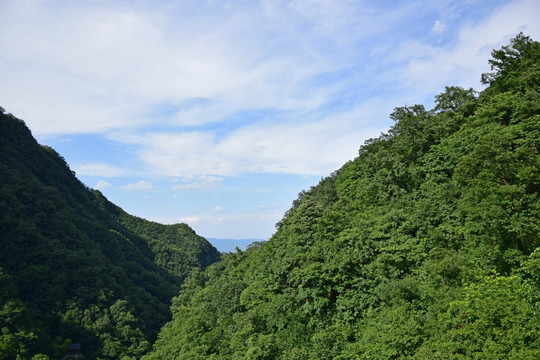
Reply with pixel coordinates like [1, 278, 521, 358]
[146, 34, 540, 359]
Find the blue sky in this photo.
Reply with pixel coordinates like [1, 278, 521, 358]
[1, 0, 539, 240]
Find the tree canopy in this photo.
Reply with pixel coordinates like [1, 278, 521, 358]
[0, 112, 220, 359]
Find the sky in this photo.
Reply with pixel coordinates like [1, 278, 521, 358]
[1, 0, 539, 242]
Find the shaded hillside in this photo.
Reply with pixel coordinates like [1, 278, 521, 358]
[0, 112, 220, 359]
[92, 191, 221, 280]
[146, 34, 540, 359]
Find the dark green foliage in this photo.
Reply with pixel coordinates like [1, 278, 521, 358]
[0, 114, 220, 359]
[146, 34, 540, 359]
[93, 192, 220, 280]
[0, 267, 49, 359]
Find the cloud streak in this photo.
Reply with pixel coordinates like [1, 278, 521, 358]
[172, 175, 224, 190]
[120, 180, 154, 192]
[111, 103, 385, 177]
[75, 162, 128, 177]
[95, 180, 112, 190]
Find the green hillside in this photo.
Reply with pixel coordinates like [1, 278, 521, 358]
[146, 34, 540, 359]
[0, 112, 220, 359]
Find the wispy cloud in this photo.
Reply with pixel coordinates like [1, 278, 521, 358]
[432, 20, 447, 35]
[0, 0, 336, 134]
[2, 1, 538, 143]
[111, 102, 385, 177]
[120, 180, 154, 192]
[95, 180, 112, 190]
[172, 175, 225, 190]
[178, 216, 201, 225]
[394, 0, 540, 98]
[75, 162, 127, 177]
[0, 1, 454, 136]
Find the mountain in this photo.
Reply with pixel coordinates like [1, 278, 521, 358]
[146, 34, 540, 359]
[0, 112, 220, 359]
[93, 192, 221, 280]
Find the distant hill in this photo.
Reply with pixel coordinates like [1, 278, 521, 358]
[206, 238, 265, 252]
[0, 111, 220, 359]
[146, 34, 540, 359]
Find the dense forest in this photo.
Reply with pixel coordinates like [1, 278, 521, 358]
[145, 34, 540, 359]
[1, 34, 539, 359]
[0, 112, 220, 358]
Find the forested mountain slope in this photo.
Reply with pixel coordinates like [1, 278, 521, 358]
[0, 113, 220, 359]
[147, 34, 540, 359]
[92, 192, 221, 280]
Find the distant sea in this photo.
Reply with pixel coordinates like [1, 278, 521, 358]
[206, 238, 265, 253]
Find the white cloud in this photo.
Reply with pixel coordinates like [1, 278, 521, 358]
[2, 0, 539, 182]
[214, 206, 224, 213]
[179, 216, 201, 225]
[172, 183, 217, 190]
[396, 0, 540, 97]
[98, 0, 540, 179]
[172, 175, 225, 190]
[197, 175, 224, 182]
[112, 102, 385, 177]
[257, 204, 280, 210]
[0, 0, 340, 134]
[75, 162, 127, 177]
[0, 0, 446, 136]
[120, 180, 154, 192]
[95, 180, 112, 190]
[432, 20, 447, 34]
